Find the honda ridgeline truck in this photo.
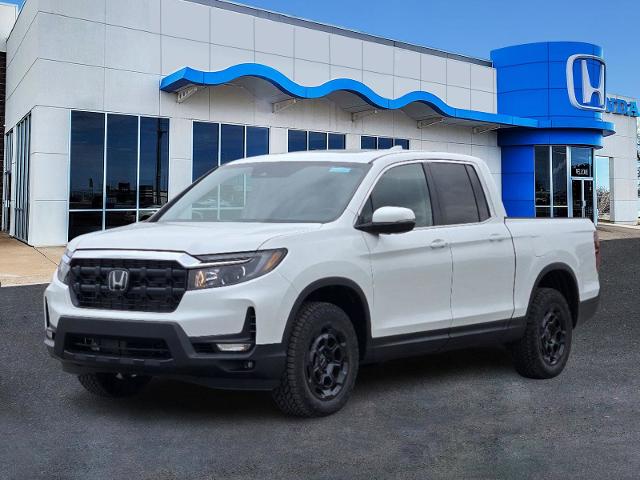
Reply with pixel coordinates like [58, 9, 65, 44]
[45, 150, 601, 417]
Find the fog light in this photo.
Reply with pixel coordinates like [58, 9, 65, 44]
[216, 343, 252, 352]
[45, 328, 55, 340]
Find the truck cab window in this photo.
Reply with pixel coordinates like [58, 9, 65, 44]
[429, 162, 483, 225]
[360, 164, 433, 227]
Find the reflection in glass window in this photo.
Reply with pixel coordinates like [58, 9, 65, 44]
[139, 117, 169, 209]
[106, 115, 138, 209]
[193, 122, 219, 181]
[69, 111, 105, 210]
[221, 124, 245, 164]
[247, 127, 269, 158]
[68, 112, 171, 241]
[288, 130, 307, 152]
[534, 146, 551, 209]
[571, 147, 593, 177]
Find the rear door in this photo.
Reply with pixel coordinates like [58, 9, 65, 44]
[359, 162, 453, 339]
[426, 161, 515, 328]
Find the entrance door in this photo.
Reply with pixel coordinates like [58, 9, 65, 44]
[571, 179, 595, 221]
[2, 131, 13, 232]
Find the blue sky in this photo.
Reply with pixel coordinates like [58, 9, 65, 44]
[233, 0, 639, 99]
[5, 0, 637, 98]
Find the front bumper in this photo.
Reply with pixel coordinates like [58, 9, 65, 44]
[46, 316, 286, 391]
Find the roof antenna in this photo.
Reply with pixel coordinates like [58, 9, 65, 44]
[389, 145, 403, 151]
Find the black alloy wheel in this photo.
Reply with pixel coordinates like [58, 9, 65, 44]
[540, 307, 567, 366]
[273, 301, 359, 417]
[510, 287, 573, 379]
[306, 326, 351, 400]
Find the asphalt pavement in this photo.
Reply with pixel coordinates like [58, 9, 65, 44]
[1, 238, 639, 479]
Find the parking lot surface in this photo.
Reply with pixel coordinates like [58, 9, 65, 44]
[1, 238, 639, 479]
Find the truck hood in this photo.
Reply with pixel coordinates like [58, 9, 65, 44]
[70, 221, 321, 256]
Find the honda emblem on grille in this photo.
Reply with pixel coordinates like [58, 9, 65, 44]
[107, 269, 129, 293]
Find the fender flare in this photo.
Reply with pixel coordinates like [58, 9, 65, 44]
[527, 262, 579, 323]
[280, 277, 372, 351]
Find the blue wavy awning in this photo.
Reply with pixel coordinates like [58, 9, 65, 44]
[160, 63, 614, 134]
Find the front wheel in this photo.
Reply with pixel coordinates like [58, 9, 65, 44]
[510, 288, 573, 379]
[272, 301, 359, 417]
[78, 372, 151, 398]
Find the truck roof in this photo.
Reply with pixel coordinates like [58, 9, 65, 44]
[231, 149, 485, 166]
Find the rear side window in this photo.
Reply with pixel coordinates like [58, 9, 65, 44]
[466, 165, 491, 221]
[429, 162, 487, 225]
[360, 163, 433, 227]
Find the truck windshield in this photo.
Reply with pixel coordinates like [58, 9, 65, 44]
[157, 161, 370, 223]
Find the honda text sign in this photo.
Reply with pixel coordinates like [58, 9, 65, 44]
[566, 54, 606, 112]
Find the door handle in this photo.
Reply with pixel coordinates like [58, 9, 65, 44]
[430, 239, 448, 249]
[489, 234, 506, 242]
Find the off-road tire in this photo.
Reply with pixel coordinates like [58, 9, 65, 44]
[272, 301, 359, 417]
[78, 372, 152, 398]
[510, 288, 573, 379]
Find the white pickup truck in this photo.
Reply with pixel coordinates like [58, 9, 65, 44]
[45, 150, 600, 417]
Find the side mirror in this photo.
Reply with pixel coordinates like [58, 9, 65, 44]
[356, 206, 416, 234]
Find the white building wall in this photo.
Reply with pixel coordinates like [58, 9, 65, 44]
[599, 95, 639, 224]
[5, 0, 500, 245]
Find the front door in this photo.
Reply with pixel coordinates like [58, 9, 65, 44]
[571, 179, 595, 221]
[426, 161, 515, 328]
[360, 162, 453, 338]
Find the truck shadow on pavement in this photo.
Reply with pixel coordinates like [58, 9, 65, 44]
[67, 346, 514, 420]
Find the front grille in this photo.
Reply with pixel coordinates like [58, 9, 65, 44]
[67, 334, 171, 359]
[68, 258, 188, 312]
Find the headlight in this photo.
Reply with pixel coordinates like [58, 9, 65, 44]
[57, 249, 73, 284]
[188, 249, 287, 290]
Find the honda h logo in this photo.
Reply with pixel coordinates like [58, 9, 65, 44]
[566, 54, 606, 112]
[107, 269, 129, 293]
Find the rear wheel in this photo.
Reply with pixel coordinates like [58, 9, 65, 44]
[78, 372, 151, 398]
[272, 301, 359, 417]
[510, 288, 573, 379]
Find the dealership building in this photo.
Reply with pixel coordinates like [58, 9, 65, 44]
[0, 0, 638, 246]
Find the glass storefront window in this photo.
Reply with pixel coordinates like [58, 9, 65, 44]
[534, 145, 595, 221]
[139, 118, 169, 209]
[361, 136, 410, 150]
[534, 146, 550, 209]
[106, 114, 138, 209]
[246, 126, 269, 158]
[68, 112, 171, 240]
[220, 124, 245, 164]
[69, 111, 105, 210]
[192, 122, 219, 181]
[328, 133, 346, 149]
[552, 146, 568, 214]
[287, 130, 346, 152]
[193, 123, 270, 180]
[570, 147, 593, 177]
